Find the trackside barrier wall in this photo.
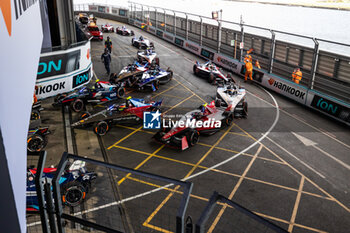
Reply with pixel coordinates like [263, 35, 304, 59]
[73, 4, 350, 126]
[36, 40, 93, 99]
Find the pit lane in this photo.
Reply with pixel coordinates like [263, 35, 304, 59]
[28, 18, 350, 233]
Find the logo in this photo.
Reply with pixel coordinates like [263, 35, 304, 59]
[143, 110, 161, 129]
[73, 69, 90, 88]
[216, 56, 237, 69]
[36, 81, 66, 95]
[163, 118, 221, 128]
[268, 78, 306, 100]
[310, 95, 350, 123]
[185, 42, 199, 52]
[86, 48, 90, 60]
[1, 0, 38, 36]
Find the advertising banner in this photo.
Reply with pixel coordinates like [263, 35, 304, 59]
[163, 33, 174, 43]
[0, 1, 43, 232]
[89, 5, 98, 12]
[184, 41, 201, 56]
[36, 41, 92, 99]
[307, 91, 350, 125]
[214, 53, 240, 73]
[261, 74, 307, 104]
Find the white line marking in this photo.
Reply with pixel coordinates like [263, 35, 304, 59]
[264, 135, 326, 179]
[313, 146, 350, 171]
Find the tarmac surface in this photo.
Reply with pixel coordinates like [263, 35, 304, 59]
[27, 18, 350, 233]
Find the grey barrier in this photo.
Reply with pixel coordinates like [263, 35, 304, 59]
[73, 3, 350, 125]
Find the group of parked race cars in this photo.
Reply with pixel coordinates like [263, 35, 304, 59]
[27, 20, 248, 211]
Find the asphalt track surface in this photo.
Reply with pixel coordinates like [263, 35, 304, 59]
[27, 18, 350, 233]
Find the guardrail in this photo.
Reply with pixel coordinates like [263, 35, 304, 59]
[73, 3, 350, 125]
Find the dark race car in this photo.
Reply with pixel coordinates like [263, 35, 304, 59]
[71, 97, 162, 136]
[31, 101, 44, 121]
[116, 26, 134, 36]
[27, 126, 50, 153]
[53, 81, 125, 112]
[101, 23, 114, 32]
[215, 83, 248, 118]
[137, 48, 159, 65]
[26, 160, 97, 211]
[193, 61, 234, 84]
[110, 60, 151, 84]
[110, 66, 173, 92]
[132, 36, 154, 49]
[86, 24, 103, 41]
[153, 101, 234, 150]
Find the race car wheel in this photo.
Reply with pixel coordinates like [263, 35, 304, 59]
[152, 80, 160, 91]
[131, 30, 135, 36]
[31, 110, 40, 120]
[116, 87, 125, 98]
[61, 181, 86, 207]
[215, 99, 222, 107]
[155, 57, 160, 66]
[150, 42, 155, 49]
[94, 121, 109, 136]
[193, 65, 198, 74]
[243, 101, 248, 118]
[208, 73, 215, 84]
[80, 111, 91, 120]
[71, 99, 84, 112]
[225, 114, 234, 126]
[187, 130, 199, 147]
[27, 134, 46, 152]
[167, 68, 173, 81]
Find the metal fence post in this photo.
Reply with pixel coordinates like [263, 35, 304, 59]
[240, 25, 244, 62]
[309, 38, 319, 89]
[199, 17, 203, 46]
[217, 21, 222, 53]
[155, 8, 158, 28]
[35, 151, 49, 233]
[173, 11, 176, 35]
[141, 5, 143, 22]
[185, 14, 189, 40]
[164, 9, 167, 31]
[269, 30, 276, 73]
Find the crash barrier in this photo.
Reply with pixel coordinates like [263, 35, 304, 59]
[27, 152, 193, 233]
[75, 3, 350, 125]
[195, 192, 288, 233]
[36, 39, 93, 100]
[74, 4, 129, 23]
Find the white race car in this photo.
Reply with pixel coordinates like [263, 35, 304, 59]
[116, 26, 134, 36]
[193, 61, 234, 84]
[101, 23, 114, 32]
[215, 83, 248, 118]
[132, 36, 154, 49]
[137, 48, 159, 65]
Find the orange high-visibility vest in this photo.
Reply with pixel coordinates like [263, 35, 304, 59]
[292, 71, 302, 84]
[245, 62, 253, 72]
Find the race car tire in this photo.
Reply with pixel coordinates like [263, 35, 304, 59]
[80, 111, 91, 120]
[224, 114, 234, 126]
[243, 101, 248, 118]
[208, 73, 215, 84]
[94, 121, 109, 136]
[193, 65, 198, 74]
[31, 110, 40, 120]
[187, 130, 200, 147]
[215, 99, 222, 107]
[71, 99, 84, 112]
[27, 134, 46, 152]
[116, 87, 125, 98]
[150, 42, 155, 49]
[167, 68, 173, 81]
[153, 80, 160, 91]
[61, 181, 86, 207]
[130, 30, 135, 36]
[155, 57, 160, 66]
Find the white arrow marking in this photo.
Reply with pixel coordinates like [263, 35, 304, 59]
[292, 132, 350, 171]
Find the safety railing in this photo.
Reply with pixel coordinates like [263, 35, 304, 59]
[126, 2, 350, 104]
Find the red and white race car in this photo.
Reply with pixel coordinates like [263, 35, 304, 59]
[116, 26, 134, 36]
[193, 61, 234, 84]
[153, 101, 234, 150]
[101, 23, 114, 32]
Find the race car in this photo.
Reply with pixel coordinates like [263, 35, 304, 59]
[52, 81, 125, 112]
[153, 101, 234, 150]
[215, 83, 248, 118]
[26, 160, 97, 211]
[101, 23, 114, 32]
[111, 67, 173, 92]
[31, 101, 44, 120]
[109, 61, 150, 83]
[78, 13, 89, 24]
[137, 48, 159, 65]
[27, 126, 50, 153]
[193, 61, 234, 84]
[132, 36, 154, 49]
[86, 23, 103, 41]
[116, 25, 134, 36]
[71, 97, 162, 136]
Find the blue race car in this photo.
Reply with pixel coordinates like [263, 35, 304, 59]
[26, 160, 97, 211]
[53, 81, 125, 112]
